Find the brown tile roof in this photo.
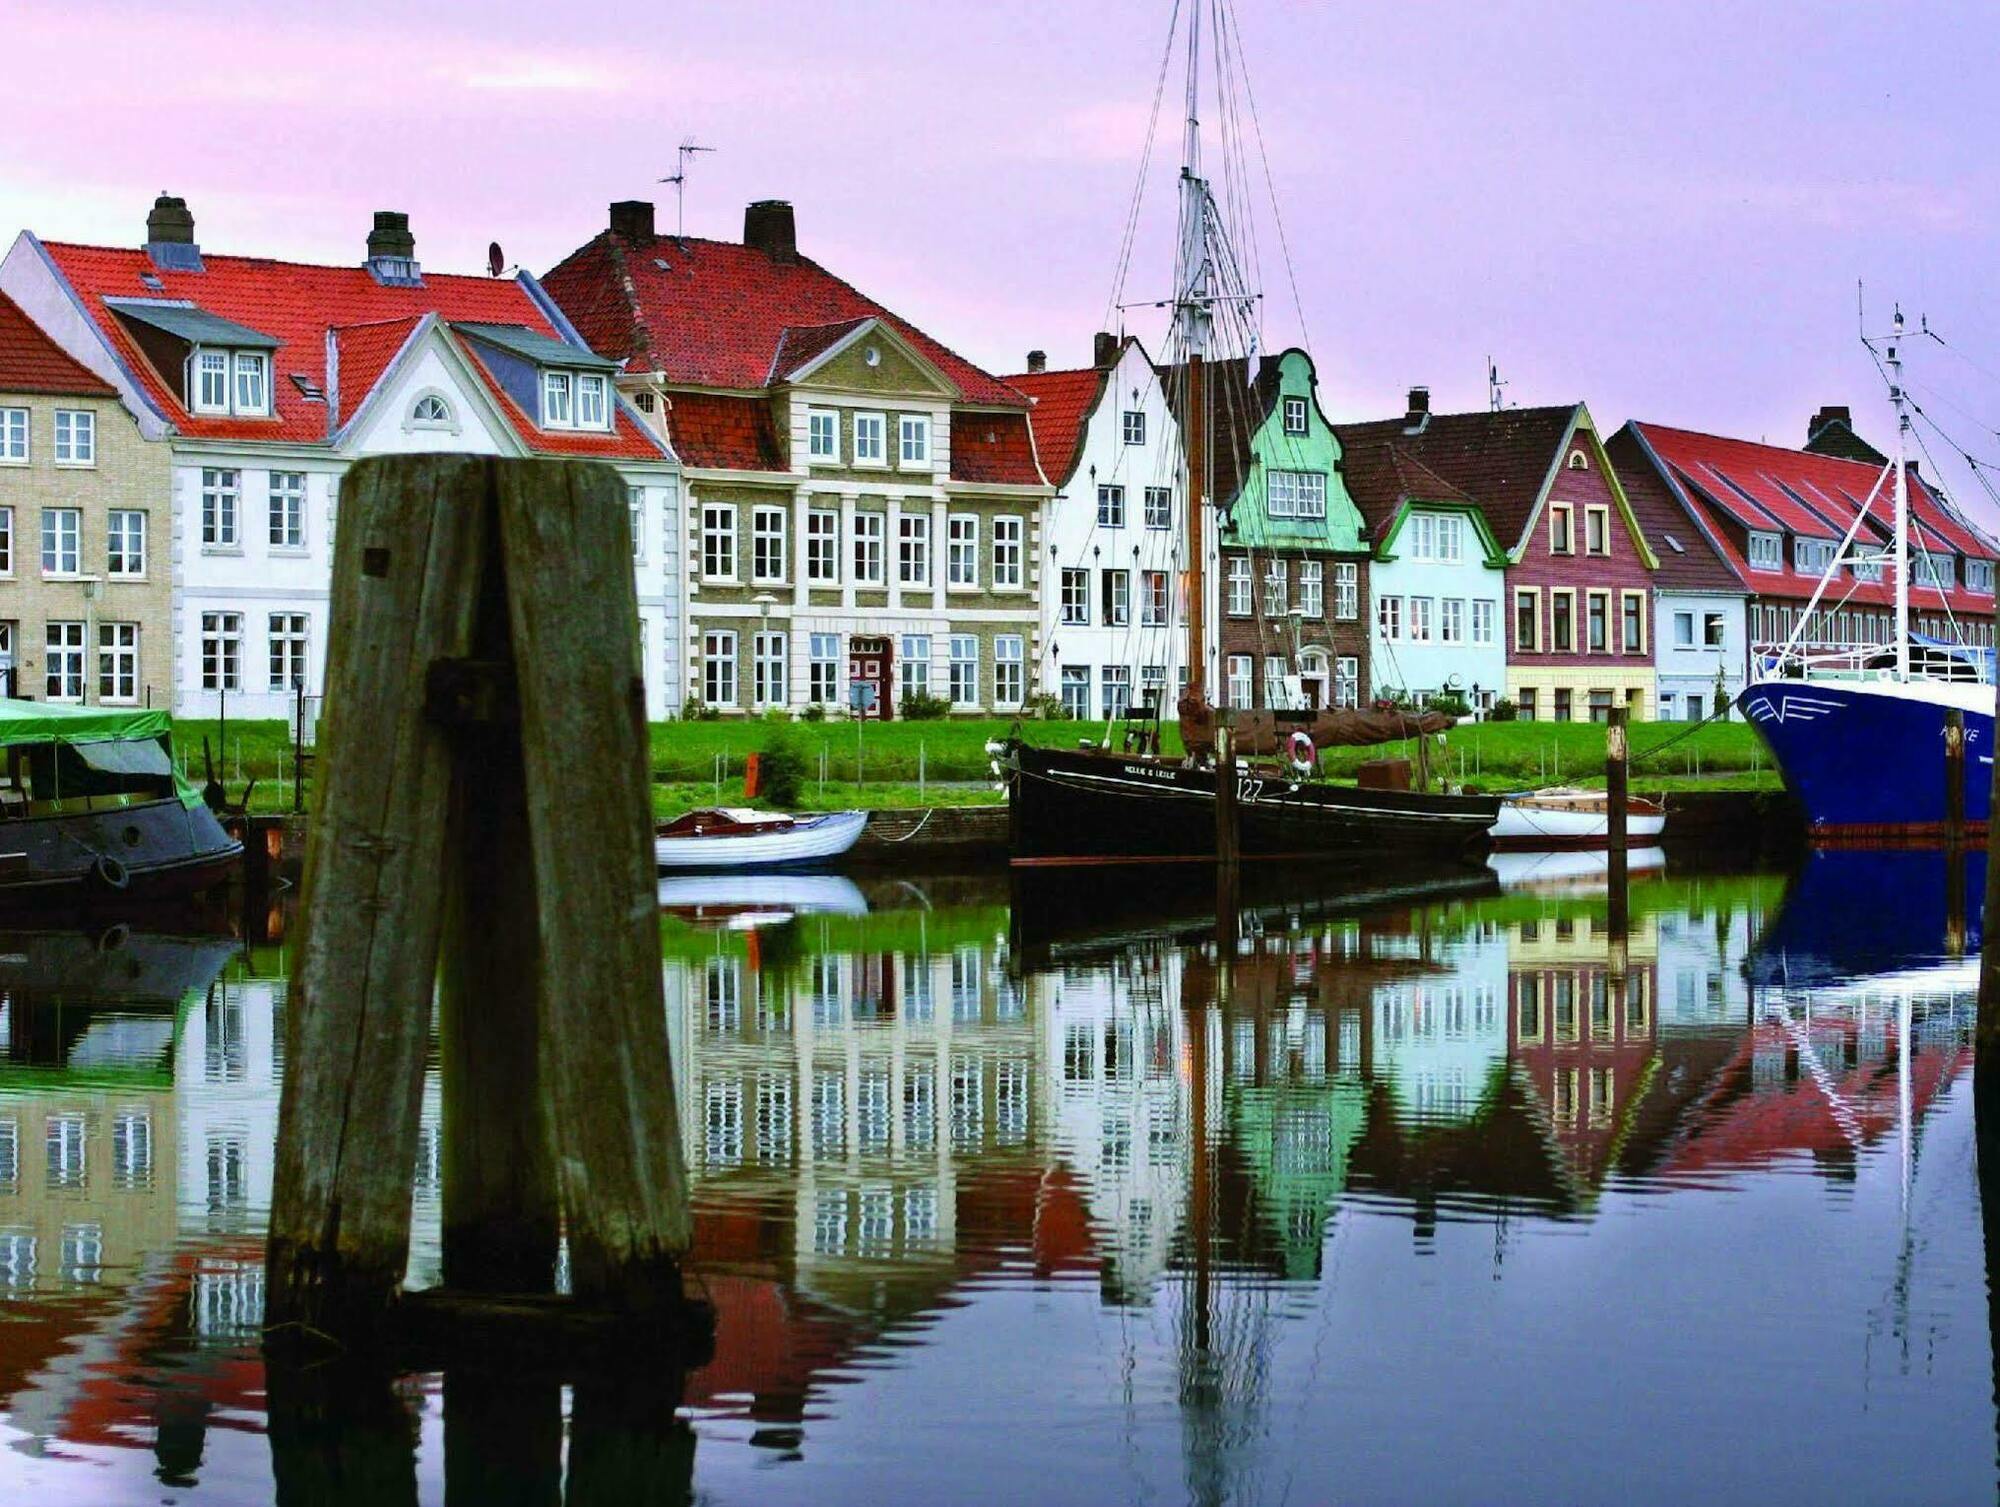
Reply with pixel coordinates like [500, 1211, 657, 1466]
[1003, 364, 1106, 490]
[949, 410, 1041, 485]
[1328, 429, 1475, 542]
[669, 391, 784, 471]
[1332, 405, 1580, 549]
[1603, 427, 1744, 593]
[0, 289, 115, 397]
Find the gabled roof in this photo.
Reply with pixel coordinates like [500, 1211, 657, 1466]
[668, 391, 785, 472]
[1602, 428, 1744, 594]
[0, 289, 115, 397]
[1003, 364, 1107, 490]
[1624, 420, 1996, 611]
[36, 239, 664, 459]
[1328, 428, 1477, 543]
[768, 317, 873, 384]
[1332, 405, 1581, 549]
[949, 410, 1041, 485]
[542, 231, 1026, 409]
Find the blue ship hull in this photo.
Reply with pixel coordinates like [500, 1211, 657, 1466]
[1737, 679, 1993, 834]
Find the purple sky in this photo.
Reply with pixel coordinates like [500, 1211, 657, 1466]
[6, 0, 1997, 521]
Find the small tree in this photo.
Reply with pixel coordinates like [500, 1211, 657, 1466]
[758, 727, 807, 807]
[1711, 666, 1730, 720]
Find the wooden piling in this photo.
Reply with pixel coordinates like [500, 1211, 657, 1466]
[1214, 725, 1239, 870]
[1607, 706, 1629, 942]
[1946, 707, 1967, 847]
[1980, 681, 2000, 1060]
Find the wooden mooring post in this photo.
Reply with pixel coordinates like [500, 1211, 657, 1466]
[1214, 725, 1240, 952]
[1606, 706, 1630, 945]
[264, 454, 705, 1364]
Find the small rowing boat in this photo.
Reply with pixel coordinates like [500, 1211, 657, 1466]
[654, 807, 868, 871]
[1489, 787, 1666, 851]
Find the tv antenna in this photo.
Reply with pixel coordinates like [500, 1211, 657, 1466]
[1487, 356, 1509, 412]
[659, 137, 716, 240]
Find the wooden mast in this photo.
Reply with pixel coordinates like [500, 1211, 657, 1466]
[1186, 354, 1206, 705]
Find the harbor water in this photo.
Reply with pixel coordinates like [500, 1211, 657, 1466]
[0, 849, 1996, 1504]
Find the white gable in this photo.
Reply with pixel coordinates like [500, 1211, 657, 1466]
[342, 328, 518, 458]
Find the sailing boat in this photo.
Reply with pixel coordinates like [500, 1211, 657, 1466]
[999, 5, 1497, 866]
[1738, 310, 1995, 838]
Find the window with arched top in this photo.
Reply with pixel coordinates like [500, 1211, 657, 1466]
[410, 393, 453, 427]
[1568, 450, 1589, 471]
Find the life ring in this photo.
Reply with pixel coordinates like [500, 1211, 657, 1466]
[1286, 730, 1317, 774]
[91, 854, 131, 892]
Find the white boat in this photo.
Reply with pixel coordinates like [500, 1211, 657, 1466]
[1488, 846, 1667, 892]
[1489, 788, 1666, 850]
[658, 872, 869, 927]
[653, 807, 868, 870]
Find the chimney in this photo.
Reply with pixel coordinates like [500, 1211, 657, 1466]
[1404, 385, 1431, 433]
[610, 199, 656, 242]
[1807, 404, 1851, 443]
[1026, 350, 1047, 374]
[145, 193, 202, 272]
[1093, 331, 1120, 369]
[364, 210, 421, 285]
[744, 200, 798, 263]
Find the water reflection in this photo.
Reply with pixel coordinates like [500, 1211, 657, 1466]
[0, 855, 1993, 1503]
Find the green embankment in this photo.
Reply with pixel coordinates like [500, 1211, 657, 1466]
[172, 714, 1777, 815]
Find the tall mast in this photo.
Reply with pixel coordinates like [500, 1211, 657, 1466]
[1887, 308, 1911, 681]
[1178, 3, 1211, 707]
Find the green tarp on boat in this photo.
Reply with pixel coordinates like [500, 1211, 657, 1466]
[0, 699, 173, 747]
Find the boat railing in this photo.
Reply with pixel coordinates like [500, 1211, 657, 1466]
[1751, 639, 1990, 685]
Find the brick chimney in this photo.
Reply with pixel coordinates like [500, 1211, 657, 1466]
[610, 200, 656, 241]
[744, 200, 798, 263]
[1807, 404, 1851, 444]
[1025, 350, 1047, 374]
[145, 193, 202, 271]
[364, 211, 421, 285]
[1093, 331, 1120, 369]
[1404, 385, 1431, 434]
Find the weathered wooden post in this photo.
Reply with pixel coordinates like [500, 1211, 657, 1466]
[1946, 707, 1967, 847]
[265, 454, 698, 1358]
[1214, 724, 1239, 870]
[1606, 706, 1630, 945]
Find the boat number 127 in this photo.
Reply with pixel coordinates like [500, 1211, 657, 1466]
[1236, 777, 1264, 803]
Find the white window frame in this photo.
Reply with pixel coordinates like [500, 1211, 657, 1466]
[1747, 531, 1781, 570]
[1141, 569, 1169, 626]
[1585, 505, 1610, 557]
[853, 413, 887, 467]
[1144, 486, 1171, 530]
[0, 407, 26, 463]
[1059, 664, 1090, 719]
[107, 509, 146, 578]
[1097, 484, 1125, 528]
[232, 352, 268, 416]
[201, 468, 240, 549]
[268, 612, 309, 692]
[268, 471, 306, 551]
[1298, 560, 1324, 617]
[702, 630, 738, 707]
[192, 349, 231, 413]
[628, 487, 646, 562]
[994, 635, 1025, 708]
[991, 515, 1023, 589]
[1103, 568, 1131, 627]
[575, 373, 610, 431]
[1262, 560, 1287, 617]
[1100, 665, 1132, 719]
[0, 506, 12, 576]
[752, 630, 788, 709]
[41, 506, 80, 576]
[542, 370, 574, 429]
[1267, 470, 1327, 520]
[806, 508, 838, 583]
[751, 505, 787, 583]
[947, 513, 978, 588]
[1227, 556, 1252, 617]
[1674, 611, 1695, 648]
[701, 502, 738, 581]
[1262, 655, 1288, 708]
[949, 634, 979, 708]
[1440, 597, 1465, 644]
[900, 633, 932, 701]
[200, 611, 242, 692]
[1060, 567, 1089, 625]
[98, 621, 139, 703]
[1122, 410, 1146, 446]
[808, 409, 839, 462]
[1334, 561, 1358, 620]
[853, 512, 885, 585]
[1225, 654, 1253, 708]
[44, 621, 84, 701]
[899, 413, 931, 466]
[1282, 396, 1308, 435]
[898, 512, 931, 586]
[1408, 596, 1434, 644]
[1471, 598, 1495, 645]
[409, 391, 455, 430]
[53, 409, 95, 467]
[1334, 656, 1360, 709]
[1378, 594, 1403, 641]
[809, 632, 842, 704]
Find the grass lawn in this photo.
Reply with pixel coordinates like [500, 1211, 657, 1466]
[173, 713, 1778, 814]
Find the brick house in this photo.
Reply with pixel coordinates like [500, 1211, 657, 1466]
[1345, 398, 1659, 722]
[0, 289, 172, 707]
[1195, 349, 1371, 712]
[542, 200, 1052, 717]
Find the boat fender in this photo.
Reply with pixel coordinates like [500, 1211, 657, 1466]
[91, 854, 131, 892]
[1286, 730, 1317, 775]
[95, 922, 131, 954]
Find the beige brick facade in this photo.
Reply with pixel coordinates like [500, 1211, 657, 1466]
[0, 393, 171, 707]
[1505, 664, 1652, 723]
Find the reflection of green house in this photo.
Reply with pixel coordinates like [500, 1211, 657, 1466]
[1222, 1080, 1367, 1279]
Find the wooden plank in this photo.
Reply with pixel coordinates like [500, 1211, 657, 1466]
[265, 454, 490, 1342]
[494, 460, 693, 1306]
[438, 521, 559, 1294]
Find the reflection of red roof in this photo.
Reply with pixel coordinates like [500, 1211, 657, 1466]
[0, 289, 116, 396]
[542, 232, 1026, 410]
[1004, 366, 1106, 490]
[1627, 421, 1997, 610]
[39, 240, 665, 460]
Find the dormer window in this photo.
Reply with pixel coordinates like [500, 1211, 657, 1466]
[1746, 531, 1781, 570]
[233, 352, 267, 414]
[543, 370, 573, 427]
[576, 374, 608, 429]
[196, 351, 229, 410]
[189, 348, 269, 416]
[541, 370, 612, 432]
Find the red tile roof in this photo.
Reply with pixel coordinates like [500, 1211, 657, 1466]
[37, 240, 664, 460]
[668, 391, 785, 471]
[1003, 364, 1106, 489]
[767, 318, 871, 384]
[1603, 428, 1744, 594]
[1332, 405, 1581, 549]
[949, 410, 1042, 485]
[541, 231, 1027, 409]
[1627, 420, 1995, 612]
[0, 288, 115, 397]
[329, 315, 422, 429]
[1328, 429, 1477, 543]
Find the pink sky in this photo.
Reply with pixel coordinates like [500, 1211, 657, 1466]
[5, 0, 1997, 522]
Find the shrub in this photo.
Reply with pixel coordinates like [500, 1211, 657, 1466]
[800, 702, 828, 722]
[680, 695, 722, 722]
[1025, 692, 1067, 720]
[758, 728, 807, 807]
[1488, 697, 1518, 722]
[900, 691, 950, 721]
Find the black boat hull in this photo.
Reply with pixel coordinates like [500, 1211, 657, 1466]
[0, 796, 242, 903]
[1004, 742, 1497, 865]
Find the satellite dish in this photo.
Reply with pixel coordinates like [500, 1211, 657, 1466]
[487, 242, 505, 278]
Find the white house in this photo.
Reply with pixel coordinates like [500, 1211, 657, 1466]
[0, 196, 682, 720]
[1008, 334, 1217, 719]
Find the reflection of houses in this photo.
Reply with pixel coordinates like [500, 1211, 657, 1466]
[173, 972, 284, 1242]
